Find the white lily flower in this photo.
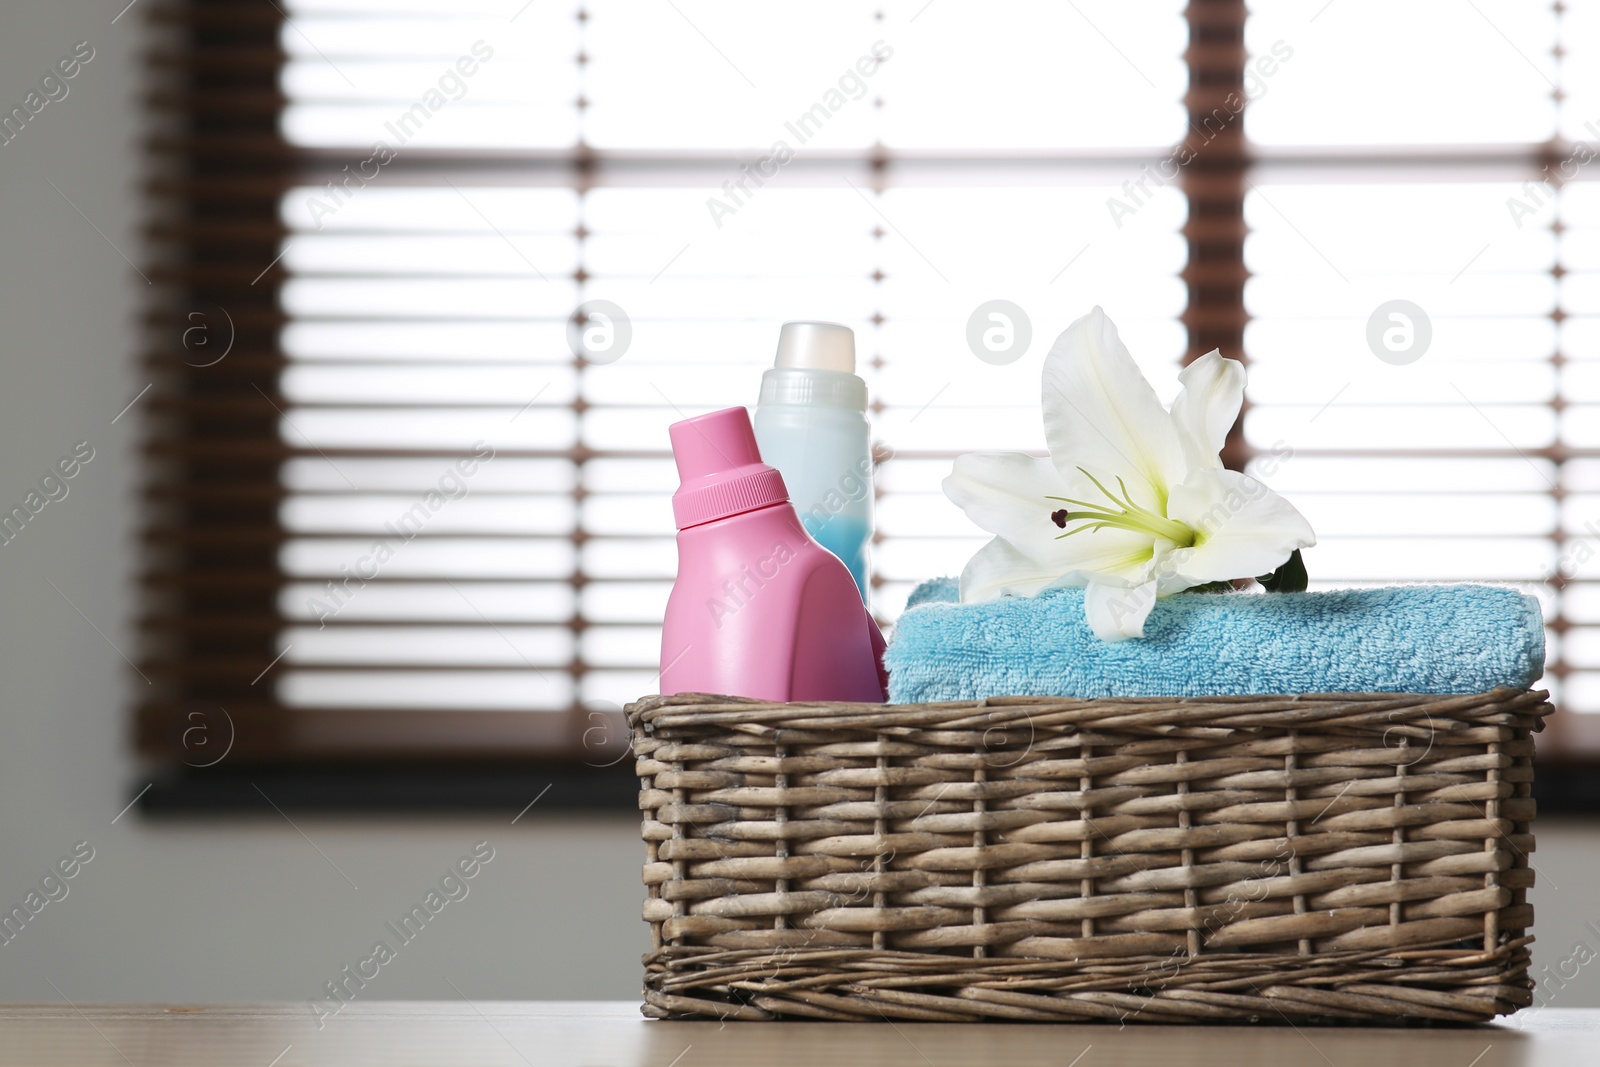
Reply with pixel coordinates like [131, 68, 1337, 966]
[942, 306, 1316, 641]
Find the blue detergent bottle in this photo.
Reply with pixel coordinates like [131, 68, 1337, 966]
[753, 321, 875, 605]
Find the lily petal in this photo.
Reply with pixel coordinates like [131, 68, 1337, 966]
[1084, 578, 1158, 641]
[1170, 349, 1245, 471]
[944, 451, 1156, 578]
[958, 534, 1156, 605]
[958, 536, 1073, 602]
[943, 452, 1073, 556]
[1162, 468, 1316, 591]
[1042, 307, 1186, 510]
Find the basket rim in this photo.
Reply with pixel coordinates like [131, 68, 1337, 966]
[627, 686, 1553, 737]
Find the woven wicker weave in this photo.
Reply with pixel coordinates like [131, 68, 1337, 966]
[628, 687, 1552, 1023]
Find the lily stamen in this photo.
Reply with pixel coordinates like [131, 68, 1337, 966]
[1047, 467, 1196, 547]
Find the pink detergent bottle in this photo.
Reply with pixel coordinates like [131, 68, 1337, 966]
[660, 406, 887, 702]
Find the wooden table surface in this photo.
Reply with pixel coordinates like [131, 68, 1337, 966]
[1, 1002, 1596, 1066]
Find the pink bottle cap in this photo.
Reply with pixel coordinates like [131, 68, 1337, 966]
[668, 407, 789, 529]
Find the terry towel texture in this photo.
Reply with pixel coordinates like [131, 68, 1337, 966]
[886, 578, 1545, 703]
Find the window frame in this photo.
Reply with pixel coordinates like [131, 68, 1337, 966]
[138, 0, 1597, 813]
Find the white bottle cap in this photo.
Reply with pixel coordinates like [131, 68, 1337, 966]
[774, 321, 855, 374]
[761, 321, 867, 410]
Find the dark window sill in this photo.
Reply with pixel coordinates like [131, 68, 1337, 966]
[1531, 763, 1600, 816]
[134, 761, 638, 816]
[130, 760, 1600, 816]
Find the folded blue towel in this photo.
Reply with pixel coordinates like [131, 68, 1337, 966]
[886, 578, 1545, 702]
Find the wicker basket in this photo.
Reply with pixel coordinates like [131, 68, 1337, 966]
[628, 687, 1552, 1024]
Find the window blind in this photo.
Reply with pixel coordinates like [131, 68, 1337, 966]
[141, 0, 1600, 770]
[1239, 0, 1596, 757]
[142, 0, 1192, 765]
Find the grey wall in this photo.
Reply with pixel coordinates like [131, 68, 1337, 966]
[0, 0, 648, 1006]
[0, 0, 1594, 1010]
